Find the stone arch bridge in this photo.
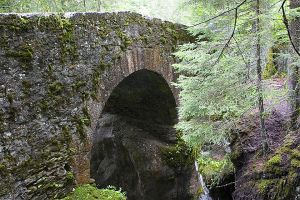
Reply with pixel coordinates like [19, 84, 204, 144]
[0, 12, 197, 200]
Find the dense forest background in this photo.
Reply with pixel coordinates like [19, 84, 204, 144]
[0, 0, 190, 23]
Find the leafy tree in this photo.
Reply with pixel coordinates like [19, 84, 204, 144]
[173, 0, 276, 148]
[282, 0, 300, 130]
[0, 0, 187, 23]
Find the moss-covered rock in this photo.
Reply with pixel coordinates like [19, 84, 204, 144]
[62, 184, 126, 200]
[160, 137, 195, 168]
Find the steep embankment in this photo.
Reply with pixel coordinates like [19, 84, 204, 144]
[230, 80, 300, 200]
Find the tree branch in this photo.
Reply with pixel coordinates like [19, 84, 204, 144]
[189, 0, 248, 27]
[281, 0, 300, 57]
[213, 7, 239, 65]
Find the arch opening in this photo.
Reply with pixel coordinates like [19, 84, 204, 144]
[90, 69, 189, 200]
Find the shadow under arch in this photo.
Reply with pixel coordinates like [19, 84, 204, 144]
[102, 69, 178, 125]
[90, 69, 193, 200]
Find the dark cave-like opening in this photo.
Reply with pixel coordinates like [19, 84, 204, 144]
[90, 69, 182, 200]
[102, 69, 177, 125]
[209, 173, 235, 200]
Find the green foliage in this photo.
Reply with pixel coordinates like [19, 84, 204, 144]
[173, 37, 257, 146]
[62, 184, 126, 200]
[257, 179, 275, 194]
[160, 137, 195, 168]
[172, 0, 290, 149]
[266, 154, 282, 167]
[197, 155, 234, 187]
[0, 0, 188, 23]
[65, 172, 75, 182]
[263, 49, 277, 79]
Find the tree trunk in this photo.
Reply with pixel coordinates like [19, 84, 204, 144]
[256, 0, 268, 154]
[98, 0, 102, 12]
[289, 0, 300, 130]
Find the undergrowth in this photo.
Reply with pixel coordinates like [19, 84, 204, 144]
[62, 184, 126, 200]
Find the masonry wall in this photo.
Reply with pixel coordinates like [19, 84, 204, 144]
[0, 12, 192, 199]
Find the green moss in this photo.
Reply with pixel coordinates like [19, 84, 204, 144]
[0, 15, 33, 32]
[59, 19, 78, 63]
[66, 171, 75, 182]
[22, 80, 31, 96]
[38, 99, 49, 113]
[62, 184, 126, 200]
[263, 48, 277, 79]
[98, 26, 110, 38]
[82, 106, 91, 126]
[116, 29, 133, 51]
[139, 35, 149, 44]
[90, 61, 111, 101]
[287, 170, 298, 182]
[0, 111, 5, 133]
[267, 154, 282, 166]
[257, 179, 275, 194]
[68, 148, 76, 156]
[6, 44, 33, 69]
[6, 93, 14, 104]
[0, 35, 8, 48]
[48, 138, 63, 152]
[0, 163, 9, 177]
[291, 159, 300, 168]
[161, 137, 195, 168]
[291, 148, 300, 159]
[62, 125, 72, 142]
[44, 182, 64, 190]
[49, 81, 64, 96]
[283, 134, 297, 147]
[72, 81, 86, 92]
[256, 133, 300, 198]
[37, 80, 69, 114]
[81, 91, 90, 102]
[8, 106, 17, 121]
[195, 186, 204, 199]
[265, 154, 283, 175]
[230, 151, 239, 161]
[68, 148, 77, 156]
[72, 107, 91, 141]
[37, 15, 77, 63]
[46, 65, 55, 80]
[6, 46, 33, 61]
[160, 36, 167, 44]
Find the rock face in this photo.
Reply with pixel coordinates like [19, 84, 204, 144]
[0, 12, 197, 199]
[91, 114, 197, 200]
[230, 103, 300, 200]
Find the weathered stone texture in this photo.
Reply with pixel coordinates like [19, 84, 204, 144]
[0, 12, 194, 199]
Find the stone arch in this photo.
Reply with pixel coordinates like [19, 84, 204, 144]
[90, 68, 179, 199]
[72, 47, 180, 185]
[0, 12, 197, 200]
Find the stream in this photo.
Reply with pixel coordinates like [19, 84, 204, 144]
[195, 161, 213, 200]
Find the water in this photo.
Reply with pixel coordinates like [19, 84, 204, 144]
[194, 161, 212, 200]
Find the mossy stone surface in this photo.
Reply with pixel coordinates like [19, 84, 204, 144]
[0, 11, 194, 200]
